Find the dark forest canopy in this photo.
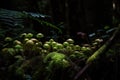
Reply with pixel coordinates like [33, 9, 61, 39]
[0, 0, 117, 36]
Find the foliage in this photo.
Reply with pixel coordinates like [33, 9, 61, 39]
[0, 32, 95, 80]
[0, 26, 119, 80]
[0, 9, 63, 48]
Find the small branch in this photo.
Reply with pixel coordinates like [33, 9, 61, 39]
[74, 63, 91, 80]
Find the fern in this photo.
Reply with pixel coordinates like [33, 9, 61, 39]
[29, 16, 62, 34]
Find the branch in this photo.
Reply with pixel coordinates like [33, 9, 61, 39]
[74, 24, 120, 80]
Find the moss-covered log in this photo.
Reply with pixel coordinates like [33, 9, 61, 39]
[74, 24, 120, 80]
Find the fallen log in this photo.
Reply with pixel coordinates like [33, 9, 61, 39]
[74, 24, 120, 80]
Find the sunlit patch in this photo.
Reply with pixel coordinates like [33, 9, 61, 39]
[113, 3, 115, 10]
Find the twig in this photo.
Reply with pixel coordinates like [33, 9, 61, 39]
[74, 63, 91, 80]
